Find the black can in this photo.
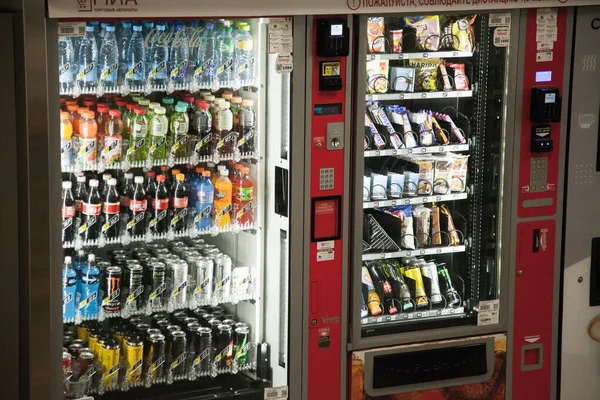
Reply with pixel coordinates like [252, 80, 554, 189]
[210, 310, 224, 319]
[103, 266, 122, 313]
[173, 310, 189, 324]
[148, 262, 166, 309]
[131, 247, 147, 260]
[234, 326, 250, 366]
[156, 319, 170, 335]
[168, 330, 187, 378]
[216, 324, 233, 368]
[135, 323, 152, 346]
[207, 318, 221, 338]
[221, 318, 236, 327]
[200, 313, 213, 327]
[129, 317, 145, 330]
[113, 254, 129, 267]
[222, 314, 236, 321]
[194, 327, 212, 375]
[183, 317, 198, 326]
[125, 264, 145, 310]
[145, 333, 166, 384]
[68, 343, 83, 359]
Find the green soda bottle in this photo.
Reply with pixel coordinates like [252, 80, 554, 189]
[148, 106, 169, 162]
[127, 108, 148, 163]
[170, 102, 190, 159]
[148, 102, 160, 119]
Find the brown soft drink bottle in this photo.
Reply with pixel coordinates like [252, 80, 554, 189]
[120, 172, 134, 214]
[150, 174, 170, 234]
[62, 181, 76, 243]
[171, 173, 189, 232]
[127, 176, 147, 236]
[101, 178, 121, 240]
[74, 175, 88, 224]
[81, 179, 102, 241]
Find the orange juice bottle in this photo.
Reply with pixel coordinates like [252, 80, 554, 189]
[234, 167, 253, 226]
[213, 169, 232, 228]
[78, 110, 97, 167]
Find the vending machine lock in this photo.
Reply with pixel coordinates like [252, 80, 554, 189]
[530, 86, 561, 123]
[316, 19, 349, 57]
[531, 124, 553, 152]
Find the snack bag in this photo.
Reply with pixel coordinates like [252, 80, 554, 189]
[430, 205, 442, 245]
[365, 112, 387, 150]
[429, 111, 450, 145]
[446, 62, 469, 91]
[366, 60, 389, 94]
[450, 154, 469, 193]
[416, 159, 434, 195]
[440, 15, 477, 52]
[432, 111, 467, 144]
[440, 205, 460, 246]
[405, 15, 441, 51]
[390, 30, 403, 53]
[439, 60, 453, 91]
[413, 205, 431, 247]
[367, 17, 386, 53]
[433, 158, 453, 195]
[408, 59, 439, 92]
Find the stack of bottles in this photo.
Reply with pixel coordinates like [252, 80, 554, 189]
[62, 306, 253, 398]
[58, 19, 255, 94]
[62, 240, 255, 325]
[60, 91, 257, 171]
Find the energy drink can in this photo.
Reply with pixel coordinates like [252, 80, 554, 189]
[63, 351, 72, 376]
[195, 257, 213, 304]
[148, 262, 167, 310]
[215, 324, 233, 368]
[131, 247, 147, 259]
[76, 322, 89, 342]
[111, 249, 127, 263]
[156, 319, 170, 335]
[102, 266, 122, 313]
[168, 330, 187, 379]
[221, 318, 236, 327]
[420, 261, 444, 306]
[234, 326, 250, 366]
[97, 261, 112, 301]
[129, 316, 145, 330]
[210, 310, 224, 319]
[78, 351, 95, 383]
[63, 334, 75, 348]
[101, 339, 120, 391]
[135, 323, 151, 345]
[125, 264, 144, 313]
[214, 255, 231, 300]
[403, 265, 429, 309]
[437, 263, 461, 307]
[173, 311, 189, 324]
[184, 317, 198, 326]
[169, 259, 188, 310]
[194, 327, 212, 376]
[223, 314, 236, 321]
[145, 333, 166, 385]
[207, 318, 221, 338]
[124, 335, 143, 386]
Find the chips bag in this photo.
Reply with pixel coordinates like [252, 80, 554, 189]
[405, 15, 441, 51]
[408, 58, 439, 92]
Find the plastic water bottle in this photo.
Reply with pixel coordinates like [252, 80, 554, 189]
[195, 171, 214, 231]
[126, 25, 146, 88]
[118, 22, 132, 86]
[99, 22, 108, 40]
[188, 20, 201, 81]
[169, 23, 189, 86]
[79, 254, 100, 319]
[147, 23, 169, 88]
[194, 23, 216, 88]
[143, 21, 155, 37]
[88, 21, 100, 43]
[77, 25, 98, 90]
[62, 256, 77, 322]
[216, 21, 234, 86]
[58, 36, 75, 92]
[98, 25, 119, 90]
[235, 24, 254, 83]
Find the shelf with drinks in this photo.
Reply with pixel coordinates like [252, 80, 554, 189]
[362, 245, 466, 261]
[361, 306, 466, 326]
[58, 19, 257, 98]
[364, 144, 469, 158]
[63, 307, 256, 398]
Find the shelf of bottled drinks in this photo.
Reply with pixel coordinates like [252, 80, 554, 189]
[58, 18, 269, 399]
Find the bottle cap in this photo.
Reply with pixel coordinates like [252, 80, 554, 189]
[108, 178, 117, 185]
[77, 108, 88, 115]
[176, 23, 186, 30]
[218, 165, 226, 171]
[85, 26, 94, 32]
[77, 175, 86, 182]
[160, 165, 169, 172]
[157, 24, 166, 31]
[222, 93, 233, 100]
[149, 102, 160, 110]
[108, 109, 121, 117]
[198, 102, 209, 110]
[176, 173, 185, 181]
[242, 167, 250, 174]
[203, 94, 215, 101]
[103, 173, 112, 180]
[133, 25, 143, 32]
[157, 175, 166, 182]
[214, 98, 225, 105]
[60, 111, 70, 119]
[234, 163, 242, 170]
[126, 103, 137, 110]
[172, 169, 181, 175]
[134, 108, 146, 115]
[88, 253, 95, 261]
[206, 23, 214, 30]
[97, 104, 109, 112]
[154, 107, 166, 115]
[84, 111, 95, 118]
[125, 172, 134, 179]
[115, 99, 126, 107]
[195, 167, 204, 173]
[67, 105, 78, 111]
[147, 171, 156, 177]
[122, 22, 132, 28]
[62, 181, 72, 189]
[221, 102, 231, 109]
[138, 99, 150, 107]
[144, 21, 154, 28]
[134, 176, 144, 184]
[241, 25, 250, 31]
[83, 99, 95, 107]
[220, 169, 229, 176]
[202, 171, 211, 177]
[242, 99, 254, 107]
[175, 103, 187, 113]
[162, 97, 174, 105]
[106, 25, 115, 32]
[64, 256, 72, 263]
[231, 96, 242, 104]
[89, 179, 99, 187]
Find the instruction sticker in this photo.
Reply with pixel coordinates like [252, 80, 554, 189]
[477, 300, 500, 326]
[489, 13, 511, 27]
[317, 249, 334, 262]
[317, 240, 334, 250]
[537, 51, 553, 62]
[275, 53, 293, 74]
[493, 27, 510, 48]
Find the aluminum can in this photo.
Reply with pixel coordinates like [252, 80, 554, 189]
[214, 255, 231, 299]
[193, 327, 212, 376]
[102, 266, 122, 313]
[169, 259, 188, 309]
[145, 333, 166, 385]
[123, 335, 143, 385]
[168, 330, 187, 378]
[125, 264, 145, 311]
[215, 324, 233, 368]
[101, 339, 120, 390]
[195, 257, 213, 303]
[234, 326, 250, 366]
[148, 262, 166, 309]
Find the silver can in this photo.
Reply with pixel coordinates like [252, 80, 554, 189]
[420, 261, 444, 306]
[169, 259, 188, 310]
[214, 255, 232, 300]
[196, 257, 214, 304]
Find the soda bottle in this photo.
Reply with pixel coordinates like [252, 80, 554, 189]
[96, 104, 109, 156]
[189, 166, 203, 204]
[126, 25, 146, 88]
[215, 102, 234, 155]
[74, 175, 87, 223]
[103, 109, 123, 167]
[60, 111, 73, 168]
[194, 22, 216, 88]
[101, 178, 121, 240]
[239, 100, 255, 153]
[58, 35, 75, 93]
[192, 101, 212, 158]
[235, 24, 254, 83]
[145, 170, 156, 203]
[367, 262, 399, 315]
[169, 23, 190, 86]
[78, 111, 97, 168]
[127, 108, 148, 163]
[159, 165, 170, 183]
[361, 266, 382, 316]
[162, 97, 175, 119]
[62, 181, 76, 243]
[100, 173, 112, 198]
[216, 21, 234, 86]
[230, 96, 242, 135]
[171, 173, 189, 233]
[118, 22, 133, 85]
[213, 169, 232, 228]
[81, 178, 102, 242]
[98, 25, 119, 90]
[79, 254, 100, 319]
[62, 256, 77, 321]
[127, 176, 147, 236]
[234, 167, 253, 226]
[148, 106, 169, 163]
[120, 172, 134, 214]
[170, 103, 189, 159]
[147, 23, 169, 88]
[150, 174, 170, 235]
[77, 25, 98, 90]
[195, 170, 214, 231]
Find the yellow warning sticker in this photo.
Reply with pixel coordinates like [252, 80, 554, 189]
[322, 62, 341, 77]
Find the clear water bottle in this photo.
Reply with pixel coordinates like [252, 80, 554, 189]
[117, 22, 132, 86]
[216, 21, 234, 86]
[126, 25, 146, 89]
[194, 22, 216, 88]
[88, 21, 100, 43]
[77, 25, 98, 90]
[58, 36, 75, 93]
[147, 23, 169, 88]
[235, 24, 254, 83]
[143, 21, 155, 37]
[143, 21, 155, 74]
[188, 20, 201, 83]
[169, 23, 189, 87]
[99, 22, 108, 41]
[98, 25, 119, 91]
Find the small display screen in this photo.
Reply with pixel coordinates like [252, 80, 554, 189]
[536, 71, 552, 82]
[314, 103, 342, 116]
[331, 24, 343, 36]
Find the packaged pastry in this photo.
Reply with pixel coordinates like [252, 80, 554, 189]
[369, 104, 403, 149]
[407, 111, 434, 147]
[388, 173, 405, 199]
[439, 61, 453, 91]
[430, 205, 441, 245]
[371, 172, 388, 200]
[365, 112, 386, 149]
[366, 60, 389, 94]
[433, 158, 453, 195]
[413, 205, 431, 247]
[403, 172, 419, 197]
[416, 159, 434, 196]
[363, 176, 372, 201]
[440, 205, 460, 246]
[398, 107, 418, 148]
[430, 113, 450, 145]
[408, 58, 439, 92]
[405, 15, 441, 51]
[367, 17, 386, 53]
[390, 29, 403, 53]
[450, 155, 469, 193]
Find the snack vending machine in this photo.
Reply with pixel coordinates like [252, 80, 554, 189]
[348, 8, 571, 400]
[16, 1, 311, 398]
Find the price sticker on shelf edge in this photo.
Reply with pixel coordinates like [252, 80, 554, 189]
[275, 53, 293, 74]
[312, 196, 341, 242]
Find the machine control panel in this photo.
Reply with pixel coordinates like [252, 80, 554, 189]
[530, 157, 548, 193]
[319, 168, 335, 190]
[326, 122, 344, 150]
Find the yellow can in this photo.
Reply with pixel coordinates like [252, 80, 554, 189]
[403, 266, 429, 307]
[101, 339, 120, 390]
[124, 336, 143, 385]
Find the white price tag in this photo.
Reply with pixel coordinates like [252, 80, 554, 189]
[493, 27, 510, 48]
[58, 22, 86, 37]
[477, 300, 500, 326]
[265, 386, 289, 399]
[317, 240, 334, 250]
[275, 53, 293, 74]
[317, 249, 334, 262]
[489, 13, 511, 27]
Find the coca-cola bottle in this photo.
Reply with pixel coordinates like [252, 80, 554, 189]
[171, 173, 189, 233]
[150, 174, 170, 234]
[367, 261, 399, 315]
[127, 176, 147, 236]
[61, 181, 76, 243]
[382, 259, 415, 313]
[120, 172, 134, 214]
[81, 179, 102, 241]
[74, 175, 88, 223]
[100, 173, 112, 198]
[101, 178, 121, 240]
[145, 170, 156, 203]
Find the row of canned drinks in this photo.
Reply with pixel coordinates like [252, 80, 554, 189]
[63, 238, 255, 324]
[63, 306, 253, 398]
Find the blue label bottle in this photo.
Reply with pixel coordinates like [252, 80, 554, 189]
[79, 254, 100, 319]
[195, 172, 214, 231]
[62, 256, 78, 321]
